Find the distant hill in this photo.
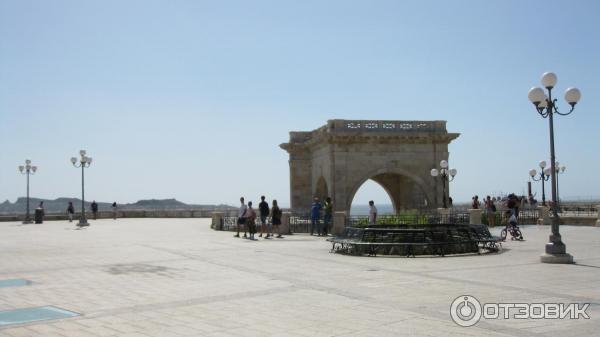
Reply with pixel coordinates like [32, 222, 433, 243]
[0, 197, 235, 214]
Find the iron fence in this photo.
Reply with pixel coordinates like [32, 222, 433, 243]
[347, 211, 470, 227]
[219, 214, 317, 233]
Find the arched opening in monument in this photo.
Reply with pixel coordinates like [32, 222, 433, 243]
[315, 176, 329, 203]
[350, 179, 394, 215]
[349, 172, 430, 214]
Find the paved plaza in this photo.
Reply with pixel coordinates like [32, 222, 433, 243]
[0, 219, 599, 337]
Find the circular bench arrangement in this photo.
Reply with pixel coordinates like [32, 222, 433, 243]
[327, 224, 502, 257]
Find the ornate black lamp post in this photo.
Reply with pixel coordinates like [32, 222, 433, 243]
[529, 161, 551, 206]
[555, 162, 566, 207]
[18, 160, 37, 224]
[430, 160, 457, 209]
[71, 150, 92, 227]
[528, 72, 580, 264]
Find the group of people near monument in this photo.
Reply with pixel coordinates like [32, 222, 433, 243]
[235, 196, 283, 240]
[234, 195, 383, 239]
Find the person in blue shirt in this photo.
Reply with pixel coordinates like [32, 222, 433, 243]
[310, 197, 322, 236]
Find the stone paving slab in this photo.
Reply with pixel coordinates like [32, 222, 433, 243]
[0, 219, 599, 336]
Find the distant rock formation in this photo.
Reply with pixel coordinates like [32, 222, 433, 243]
[0, 197, 234, 214]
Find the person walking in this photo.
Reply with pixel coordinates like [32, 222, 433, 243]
[322, 197, 333, 236]
[67, 201, 75, 222]
[310, 197, 322, 236]
[91, 200, 98, 220]
[112, 202, 117, 220]
[485, 196, 496, 226]
[271, 200, 283, 238]
[245, 201, 257, 240]
[369, 200, 378, 226]
[235, 197, 247, 238]
[258, 196, 270, 238]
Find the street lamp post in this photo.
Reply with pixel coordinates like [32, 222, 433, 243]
[71, 150, 93, 227]
[555, 162, 566, 208]
[430, 160, 457, 209]
[18, 160, 37, 224]
[529, 161, 551, 206]
[528, 72, 580, 264]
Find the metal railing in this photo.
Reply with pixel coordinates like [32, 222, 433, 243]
[347, 211, 470, 227]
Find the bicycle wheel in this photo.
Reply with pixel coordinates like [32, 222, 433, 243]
[515, 229, 523, 240]
[500, 228, 507, 241]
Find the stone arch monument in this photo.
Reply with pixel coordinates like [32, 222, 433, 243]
[280, 119, 459, 213]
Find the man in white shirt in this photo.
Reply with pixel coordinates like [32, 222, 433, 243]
[369, 200, 377, 226]
[235, 197, 248, 238]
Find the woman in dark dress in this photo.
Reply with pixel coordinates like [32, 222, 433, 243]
[271, 200, 283, 238]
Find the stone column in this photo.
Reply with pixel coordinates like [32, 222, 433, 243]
[281, 212, 292, 235]
[332, 211, 347, 235]
[537, 206, 550, 226]
[437, 208, 451, 224]
[211, 211, 224, 230]
[468, 209, 482, 225]
[596, 205, 600, 227]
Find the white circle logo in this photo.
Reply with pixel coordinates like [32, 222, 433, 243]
[450, 295, 482, 327]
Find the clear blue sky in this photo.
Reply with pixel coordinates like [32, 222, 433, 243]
[1, 0, 599, 208]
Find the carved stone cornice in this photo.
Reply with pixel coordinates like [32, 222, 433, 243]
[281, 119, 459, 153]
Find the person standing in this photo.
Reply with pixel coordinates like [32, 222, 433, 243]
[485, 196, 495, 226]
[506, 194, 516, 217]
[245, 201, 257, 240]
[258, 196, 270, 238]
[91, 200, 98, 220]
[369, 200, 378, 226]
[471, 195, 480, 209]
[235, 197, 247, 238]
[67, 201, 75, 222]
[310, 197, 322, 236]
[271, 200, 283, 238]
[322, 197, 333, 236]
[112, 202, 117, 220]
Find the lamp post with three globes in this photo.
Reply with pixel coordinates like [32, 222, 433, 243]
[430, 160, 457, 209]
[529, 161, 551, 206]
[528, 72, 580, 263]
[71, 150, 93, 227]
[18, 160, 37, 224]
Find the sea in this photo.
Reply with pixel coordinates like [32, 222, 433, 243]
[350, 204, 394, 216]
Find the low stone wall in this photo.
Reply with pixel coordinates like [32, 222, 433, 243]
[0, 209, 224, 222]
[558, 216, 597, 226]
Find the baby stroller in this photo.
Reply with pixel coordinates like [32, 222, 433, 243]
[501, 213, 523, 241]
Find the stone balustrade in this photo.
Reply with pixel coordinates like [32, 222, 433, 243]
[0, 209, 225, 222]
[329, 119, 447, 133]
